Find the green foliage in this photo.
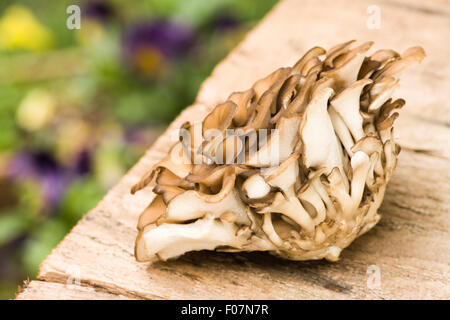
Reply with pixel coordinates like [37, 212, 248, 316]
[22, 219, 68, 276]
[0, 0, 277, 299]
[0, 211, 28, 245]
[59, 178, 105, 227]
[0, 85, 24, 151]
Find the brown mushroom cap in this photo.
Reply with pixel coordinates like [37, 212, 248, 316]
[321, 41, 373, 89]
[228, 89, 255, 127]
[323, 40, 356, 68]
[252, 67, 291, 101]
[137, 195, 166, 231]
[202, 101, 237, 135]
[292, 46, 326, 74]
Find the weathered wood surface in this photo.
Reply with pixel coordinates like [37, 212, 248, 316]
[15, 281, 134, 300]
[16, 0, 450, 300]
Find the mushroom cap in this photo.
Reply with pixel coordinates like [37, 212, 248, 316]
[228, 88, 255, 127]
[202, 101, 237, 135]
[137, 195, 166, 231]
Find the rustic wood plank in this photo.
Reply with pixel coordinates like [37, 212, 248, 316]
[18, 0, 450, 299]
[15, 281, 134, 300]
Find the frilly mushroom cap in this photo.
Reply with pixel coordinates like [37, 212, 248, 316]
[133, 41, 426, 262]
[228, 89, 255, 127]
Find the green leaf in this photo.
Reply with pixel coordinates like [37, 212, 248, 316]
[0, 212, 27, 245]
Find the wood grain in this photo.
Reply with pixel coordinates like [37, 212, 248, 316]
[16, 281, 134, 300]
[16, 0, 450, 300]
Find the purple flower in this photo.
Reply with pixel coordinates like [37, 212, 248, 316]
[8, 150, 59, 179]
[211, 12, 240, 33]
[7, 149, 91, 210]
[27, 151, 59, 174]
[73, 149, 91, 176]
[40, 170, 69, 209]
[8, 151, 34, 179]
[83, 0, 114, 22]
[122, 19, 194, 75]
[8, 151, 67, 209]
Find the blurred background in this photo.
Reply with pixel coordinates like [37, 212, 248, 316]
[0, 0, 277, 299]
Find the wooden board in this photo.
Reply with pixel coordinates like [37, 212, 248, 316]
[16, 0, 450, 300]
[15, 281, 134, 300]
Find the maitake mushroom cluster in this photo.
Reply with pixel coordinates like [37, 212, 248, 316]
[132, 41, 425, 262]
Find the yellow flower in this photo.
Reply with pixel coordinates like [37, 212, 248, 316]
[0, 5, 53, 52]
[16, 89, 56, 131]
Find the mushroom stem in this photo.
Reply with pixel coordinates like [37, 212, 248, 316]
[258, 192, 315, 236]
[329, 107, 355, 156]
[298, 183, 327, 224]
[262, 213, 284, 247]
[300, 87, 349, 191]
[310, 175, 337, 220]
[348, 151, 371, 216]
[136, 214, 248, 261]
[328, 151, 370, 219]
